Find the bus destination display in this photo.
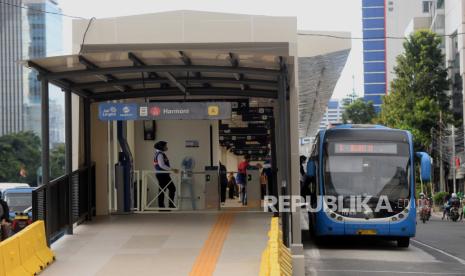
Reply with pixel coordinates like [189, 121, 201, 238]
[334, 143, 397, 154]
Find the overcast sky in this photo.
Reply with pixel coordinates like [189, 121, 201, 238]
[58, 0, 363, 99]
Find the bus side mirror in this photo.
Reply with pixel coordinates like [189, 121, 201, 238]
[416, 152, 431, 182]
[307, 159, 316, 178]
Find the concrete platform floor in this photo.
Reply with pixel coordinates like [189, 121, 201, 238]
[42, 212, 271, 276]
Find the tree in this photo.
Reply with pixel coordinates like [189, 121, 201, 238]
[0, 132, 67, 185]
[50, 143, 65, 180]
[342, 91, 358, 106]
[0, 131, 41, 186]
[380, 30, 450, 150]
[342, 98, 376, 124]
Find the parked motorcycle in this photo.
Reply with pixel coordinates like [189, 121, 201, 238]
[11, 207, 32, 233]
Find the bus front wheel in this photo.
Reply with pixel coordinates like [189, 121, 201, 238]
[397, 237, 410, 248]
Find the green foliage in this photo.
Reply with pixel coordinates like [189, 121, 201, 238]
[0, 132, 66, 186]
[50, 143, 65, 180]
[380, 30, 451, 150]
[0, 131, 41, 186]
[415, 183, 433, 199]
[342, 99, 376, 124]
[433, 191, 449, 206]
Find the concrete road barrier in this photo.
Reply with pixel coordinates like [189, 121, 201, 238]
[0, 220, 55, 276]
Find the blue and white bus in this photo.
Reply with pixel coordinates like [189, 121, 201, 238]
[306, 124, 431, 247]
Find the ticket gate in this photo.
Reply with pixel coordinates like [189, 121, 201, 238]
[204, 166, 220, 210]
[246, 167, 261, 208]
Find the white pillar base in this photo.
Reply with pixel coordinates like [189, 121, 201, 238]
[292, 253, 305, 276]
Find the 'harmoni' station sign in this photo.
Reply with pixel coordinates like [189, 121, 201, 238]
[98, 102, 232, 121]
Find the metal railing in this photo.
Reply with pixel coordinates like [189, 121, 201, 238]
[133, 170, 141, 212]
[141, 170, 181, 211]
[32, 163, 96, 244]
[72, 164, 96, 221]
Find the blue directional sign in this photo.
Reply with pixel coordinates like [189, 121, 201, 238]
[99, 103, 138, 121]
[99, 102, 231, 121]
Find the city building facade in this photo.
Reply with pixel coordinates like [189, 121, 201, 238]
[362, 0, 431, 110]
[0, 0, 24, 136]
[441, 0, 465, 192]
[319, 99, 344, 130]
[0, 0, 64, 143]
[443, 0, 463, 124]
[362, 0, 387, 110]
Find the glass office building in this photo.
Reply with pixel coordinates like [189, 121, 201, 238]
[23, 0, 64, 144]
[0, 0, 25, 136]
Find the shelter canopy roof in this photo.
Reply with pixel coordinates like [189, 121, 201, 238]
[23, 42, 292, 102]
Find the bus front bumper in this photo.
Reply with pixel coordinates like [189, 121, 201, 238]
[314, 211, 416, 237]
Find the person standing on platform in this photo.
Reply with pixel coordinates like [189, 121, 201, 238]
[154, 141, 178, 209]
[260, 168, 268, 200]
[263, 159, 273, 197]
[219, 162, 228, 205]
[300, 155, 311, 199]
[227, 172, 237, 199]
[237, 154, 250, 206]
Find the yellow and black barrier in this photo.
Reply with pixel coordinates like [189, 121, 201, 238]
[259, 217, 293, 276]
[0, 220, 55, 276]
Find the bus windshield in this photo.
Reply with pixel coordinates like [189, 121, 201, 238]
[4, 193, 32, 213]
[323, 141, 410, 216]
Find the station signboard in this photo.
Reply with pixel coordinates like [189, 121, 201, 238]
[241, 113, 273, 121]
[140, 102, 231, 120]
[99, 102, 231, 121]
[237, 107, 273, 115]
[231, 100, 249, 111]
[233, 149, 269, 156]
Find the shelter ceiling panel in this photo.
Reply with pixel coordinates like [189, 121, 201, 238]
[298, 49, 350, 137]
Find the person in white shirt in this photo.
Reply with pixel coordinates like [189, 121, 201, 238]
[154, 141, 178, 209]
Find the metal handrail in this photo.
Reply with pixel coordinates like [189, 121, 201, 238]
[32, 163, 96, 244]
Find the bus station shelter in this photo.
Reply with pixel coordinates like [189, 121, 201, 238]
[21, 11, 351, 275]
[24, 41, 304, 269]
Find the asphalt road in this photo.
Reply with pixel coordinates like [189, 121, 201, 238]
[303, 214, 465, 276]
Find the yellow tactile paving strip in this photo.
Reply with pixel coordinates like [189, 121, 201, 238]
[189, 213, 235, 276]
